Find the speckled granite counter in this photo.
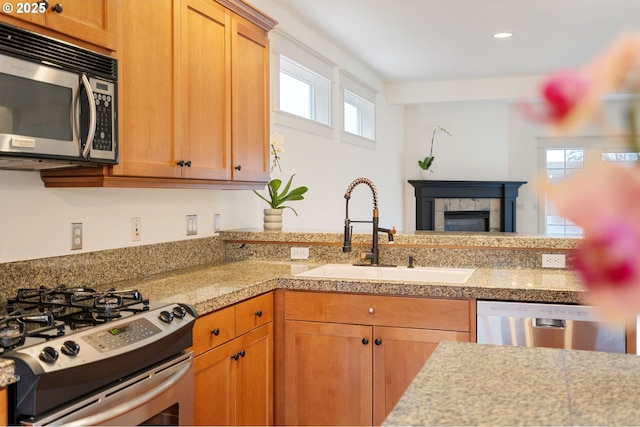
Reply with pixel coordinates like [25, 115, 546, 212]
[0, 259, 586, 388]
[384, 341, 640, 426]
[100, 259, 587, 315]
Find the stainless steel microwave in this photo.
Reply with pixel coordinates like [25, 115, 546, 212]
[0, 22, 118, 170]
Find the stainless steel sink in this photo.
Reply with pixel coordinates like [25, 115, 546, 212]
[295, 264, 474, 284]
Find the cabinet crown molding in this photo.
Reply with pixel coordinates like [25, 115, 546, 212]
[215, 0, 278, 31]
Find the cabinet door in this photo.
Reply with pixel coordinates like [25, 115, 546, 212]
[178, 0, 231, 180]
[230, 15, 269, 182]
[113, 0, 180, 178]
[44, 0, 115, 50]
[235, 322, 273, 426]
[372, 326, 470, 425]
[194, 339, 236, 426]
[284, 320, 373, 426]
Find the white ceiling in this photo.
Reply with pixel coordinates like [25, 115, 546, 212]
[274, 0, 640, 83]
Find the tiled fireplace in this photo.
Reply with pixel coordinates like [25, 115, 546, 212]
[408, 180, 527, 232]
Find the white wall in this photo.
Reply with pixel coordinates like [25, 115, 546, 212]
[0, 0, 405, 263]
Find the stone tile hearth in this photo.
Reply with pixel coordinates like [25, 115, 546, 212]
[434, 198, 501, 232]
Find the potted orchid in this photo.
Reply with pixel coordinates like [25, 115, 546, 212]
[254, 132, 308, 230]
[418, 125, 452, 173]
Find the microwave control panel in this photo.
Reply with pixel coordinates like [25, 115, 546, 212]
[88, 77, 116, 160]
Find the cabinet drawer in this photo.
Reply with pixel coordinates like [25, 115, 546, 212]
[191, 305, 235, 356]
[284, 291, 469, 332]
[236, 292, 274, 336]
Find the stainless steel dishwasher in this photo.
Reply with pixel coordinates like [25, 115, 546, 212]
[476, 300, 627, 353]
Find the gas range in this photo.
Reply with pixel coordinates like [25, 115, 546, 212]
[0, 286, 198, 423]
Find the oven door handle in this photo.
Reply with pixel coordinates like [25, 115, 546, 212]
[63, 360, 192, 426]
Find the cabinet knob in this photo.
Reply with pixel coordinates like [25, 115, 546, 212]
[177, 160, 185, 167]
[362, 338, 369, 345]
[255, 310, 263, 317]
[239, 349, 246, 358]
[51, 3, 63, 12]
[368, 307, 374, 314]
[210, 328, 220, 336]
[185, 160, 192, 167]
[374, 338, 382, 345]
[234, 165, 242, 171]
[176, 160, 192, 167]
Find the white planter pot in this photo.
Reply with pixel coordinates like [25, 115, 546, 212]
[420, 168, 436, 179]
[263, 208, 283, 231]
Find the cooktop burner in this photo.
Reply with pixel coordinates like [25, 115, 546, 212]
[0, 286, 150, 352]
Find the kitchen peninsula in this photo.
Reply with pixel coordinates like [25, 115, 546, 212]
[384, 341, 640, 426]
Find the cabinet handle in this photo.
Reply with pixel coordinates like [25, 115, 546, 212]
[255, 310, 263, 317]
[231, 350, 246, 361]
[368, 307, 375, 314]
[375, 338, 382, 345]
[362, 338, 369, 345]
[51, 3, 63, 12]
[235, 165, 242, 171]
[210, 328, 220, 336]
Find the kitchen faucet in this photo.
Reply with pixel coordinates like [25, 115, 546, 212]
[342, 177, 395, 266]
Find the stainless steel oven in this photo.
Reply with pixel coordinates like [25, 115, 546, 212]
[22, 352, 194, 426]
[1, 287, 196, 426]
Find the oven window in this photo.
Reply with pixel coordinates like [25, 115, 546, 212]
[139, 403, 179, 426]
[0, 72, 73, 141]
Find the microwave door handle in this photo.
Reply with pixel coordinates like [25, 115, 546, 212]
[71, 81, 81, 148]
[80, 74, 97, 159]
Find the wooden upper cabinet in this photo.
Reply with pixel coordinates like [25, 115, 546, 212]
[111, 0, 179, 179]
[231, 14, 269, 182]
[0, 0, 115, 50]
[178, 0, 231, 180]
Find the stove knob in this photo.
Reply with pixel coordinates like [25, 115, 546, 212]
[172, 306, 187, 318]
[61, 340, 80, 356]
[39, 346, 59, 364]
[159, 310, 174, 323]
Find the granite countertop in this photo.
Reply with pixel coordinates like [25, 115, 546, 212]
[384, 341, 640, 426]
[105, 259, 587, 314]
[0, 260, 586, 388]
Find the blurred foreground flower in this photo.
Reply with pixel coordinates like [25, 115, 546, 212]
[530, 32, 640, 320]
[546, 162, 640, 320]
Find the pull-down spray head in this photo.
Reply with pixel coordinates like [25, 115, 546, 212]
[342, 178, 380, 255]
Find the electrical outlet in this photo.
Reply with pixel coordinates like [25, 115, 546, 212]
[186, 215, 198, 236]
[214, 213, 221, 233]
[291, 247, 309, 260]
[542, 254, 566, 268]
[131, 217, 142, 241]
[71, 223, 82, 250]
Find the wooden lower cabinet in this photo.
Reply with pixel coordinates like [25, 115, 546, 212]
[284, 321, 373, 426]
[195, 323, 273, 426]
[280, 291, 473, 426]
[192, 292, 274, 426]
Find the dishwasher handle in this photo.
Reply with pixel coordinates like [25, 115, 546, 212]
[532, 318, 565, 329]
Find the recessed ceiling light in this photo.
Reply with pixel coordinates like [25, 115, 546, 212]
[493, 32, 513, 39]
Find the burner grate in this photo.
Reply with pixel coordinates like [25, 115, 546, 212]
[5, 286, 149, 332]
[0, 310, 64, 353]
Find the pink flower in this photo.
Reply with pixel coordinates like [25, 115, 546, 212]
[546, 162, 640, 320]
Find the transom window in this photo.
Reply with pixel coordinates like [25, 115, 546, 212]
[278, 55, 330, 126]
